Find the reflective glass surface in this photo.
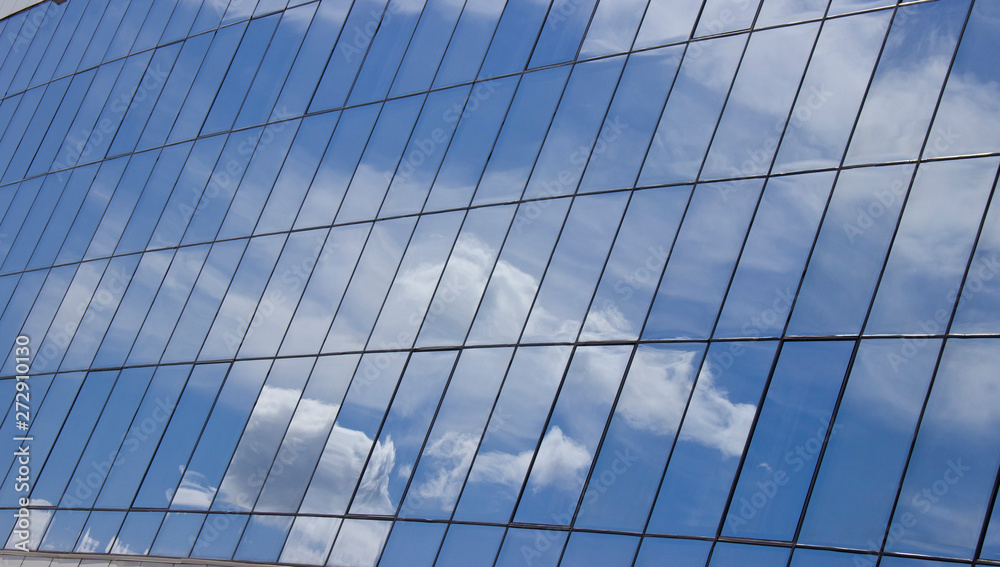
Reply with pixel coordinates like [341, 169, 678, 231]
[0, 0, 997, 565]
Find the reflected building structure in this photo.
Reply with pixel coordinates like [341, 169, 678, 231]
[0, 0, 998, 566]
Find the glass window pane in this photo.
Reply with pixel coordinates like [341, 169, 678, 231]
[234, 3, 315, 128]
[642, 179, 763, 340]
[866, 158, 997, 335]
[255, 112, 340, 235]
[647, 341, 777, 536]
[59, 367, 153, 507]
[559, 532, 638, 567]
[799, 339, 938, 550]
[149, 136, 228, 249]
[55, 157, 129, 265]
[115, 143, 193, 255]
[379, 87, 469, 218]
[579, 0, 648, 58]
[756, 0, 827, 28]
[388, 0, 465, 97]
[92, 249, 174, 368]
[279, 516, 341, 565]
[634, 537, 711, 567]
[126, 245, 211, 365]
[300, 353, 408, 515]
[199, 234, 286, 360]
[32, 261, 109, 374]
[638, 33, 746, 186]
[432, 0, 505, 88]
[528, 0, 598, 68]
[61, 255, 142, 370]
[201, 15, 280, 135]
[695, 0, 763, 37]
[272, 0, 353, 118]
[580, 186, 690, 342]
[845, 0, 970, 165]
[377, 521, 446, 567]
[236, 229, 331, 358]
[346, 0, 426, 106]
[514, 345, 631, 525]
[279, 224, 370, 356]
[455, 346, 572, 523]
[233, 514, 292, 562]
[789, 548, 869, 567]
[953, 179, 1000, 334]
[715, 172, 833, 338]
[575, 344, 704, 532]
[335, 97, 424, 224]
[701, 22, 820, 180]
[477, 0, 549, 79]
[326, 519, 391, 567]
[308, 0, 390, 111]
[213, 358, 312, 511]
[167, 22, 248, 144]
[96, 365, 191, 508]
[294, 104, 381, 230]
[636, 0, 703, 49]
[523, 57, 625, 200]
[886, 339, 1000, 558]
[401, 347, 513, 519]
[84, 151, 159, 260]
[322, 217, 417, 353]
[29, 370, 118, 506]
[926, 1, 1000, 159]
[434, 524, 504, 567]
[132, 364, 227, 509]
[473, 67, 571, 206]
[171, 360, 271, 510]
[788, 165, 912, 336]
[217, 120, 302, 240]
[74, 511, 126, 554]
[493, 528, 566, 567]
[708, 542, 789, 567]
[522, 192, 628, 343]
[350, 351, 456, 515]
[110, 511, 163, 555]
[192, 513, 248, 560]
[723, 341, 853, 541]
[255, 354, 357, 513]
[578, 45, 683, 193]
[149, 512, 203, 558]
[773, 10, 891, 172]
[414, 204, 516, 347]
[466, 198, 570, 345]
[423, 77, 518, 211]
[39, 510, 88, 552]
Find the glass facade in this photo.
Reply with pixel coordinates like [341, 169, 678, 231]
[0, 0, 998, 566]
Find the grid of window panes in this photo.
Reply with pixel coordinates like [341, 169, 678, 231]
[0, 0, 999, 565]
